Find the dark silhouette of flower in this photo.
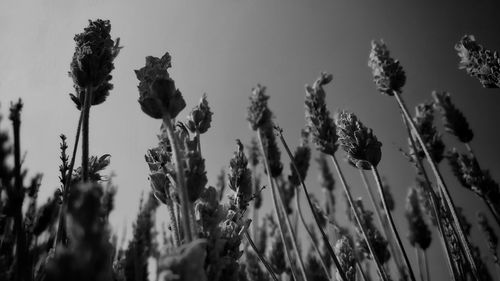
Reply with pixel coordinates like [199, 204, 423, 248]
[368, 40, 406, 95]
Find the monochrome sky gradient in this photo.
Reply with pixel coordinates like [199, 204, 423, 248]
[1, 1, 500, 278]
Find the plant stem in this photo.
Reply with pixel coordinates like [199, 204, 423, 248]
[330, 155, 390, 281]
[12, 104, 27, 281]
[360, 170, 405, 277]
[465, 143, 500, 227]
[415, 248, 423, 281]
[162, 114, 192, 243]
[245, 230, 280, 281]
[295, 188, 332, 279]
[165, 198, 180, 247]
[393, 91, 480, 280]
[54, 109, 83, 247]
[273, 178, 309, 281]
[256, 129, 302, 281]
[402, 114, 457, 281]
[275, 129, 348, 281]
[356, 262, 368, 281]
[372, 166, 417, 281]
[423, 249, 430, 281]
[82, 86, 93, 182]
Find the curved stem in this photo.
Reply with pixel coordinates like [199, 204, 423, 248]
[372, 166, 417, 281]
[423, 250, 430, 281]
[330, 155, 390, 281]
[273, 178, 309, 281]
[245, 229, 280, 281]
[393, 91, 480, 280]
[162, 114, 192, 243]
[295, 189, 332, 279]
[276, 129, 348, 281]
[256, 130, 301, 281]
[82, 86, 93, 182]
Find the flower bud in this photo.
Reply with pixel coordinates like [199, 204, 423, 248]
[368, 40, 406, 95]
[336, 111, 382, 170]
[135, 53, 186, 119]
[187, 93, 213, 134]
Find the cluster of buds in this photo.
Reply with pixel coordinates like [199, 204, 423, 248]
[447, 149, 500, 212]
[304, 72, 337, 155]
[335, 236, 356, 281]
[411, 102, 445, 163]
[432, 91, 473, 143]
[246, 85, 283, 177]
[69, 19, 121, 109]
[405, 187, 432, 250]
[135, 52, 186, 119]
[353, 199, 391, 264]
[186, 93, 213, 134]
[145, 146, 175, 204]
[455, 35, 500, 88]
[368, 40, 406, 95]
[336, 111, 382, 170]
[227, 140, 252, 211]
[288, 129, 311, 187]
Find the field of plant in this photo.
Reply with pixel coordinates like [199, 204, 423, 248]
[0, 17, 499, 281]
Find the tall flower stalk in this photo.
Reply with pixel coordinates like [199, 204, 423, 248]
[69, 19, 121, 182]
[336, 110, 416, 281]
[304, 73, 386, 281]
[247, 84, 307, 281]
[135, 52, 192, 243]
[369, 39, 480, 280]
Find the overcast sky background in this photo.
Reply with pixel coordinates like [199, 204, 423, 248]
[1, 1, 500, 279]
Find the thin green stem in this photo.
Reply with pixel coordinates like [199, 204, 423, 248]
[162, 114, 192, 243]
[393, 91, 480, 280]
[81, 86, 93, 182]
[295, 189, 332, 279]
[256, 129, 301, 281]
[372, 166, 417, 281]
[275, 128, 348, 281]
[245, 228, 280, 281]
[330, 155, 390, 281]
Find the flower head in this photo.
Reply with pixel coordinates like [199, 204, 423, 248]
[187, 93, 213, 134]
[289, 129, 311, 186]
[477, 212, 499, 264]
[305, 72, 337, 155]
[247, 84, 272, 131]
[336, 111, 382, 170]
[432, 91, 473, 143]
[69, 19, 121, 107]
[335, 236, 356, 281]
[368, 40, 406, 95]
[135, 52, 186, 119]
[455, 35, 500, 88]
[354, 199, 391, 264]
[158, 239, 208, 281]
[227, 140, 252, 211]
[411, 102, 445, 163]
[405, 186, 432, 250]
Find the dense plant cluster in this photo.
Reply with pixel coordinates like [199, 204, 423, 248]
[0, 19, 499, 281]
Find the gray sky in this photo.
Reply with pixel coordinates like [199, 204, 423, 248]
[1, 1, 500, 279]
